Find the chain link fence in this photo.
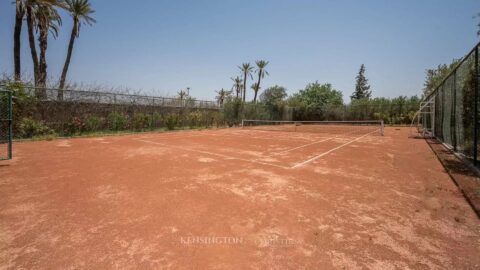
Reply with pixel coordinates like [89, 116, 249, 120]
[1, 85, 223, 139]
[0, 90, 13, 160]
[424, 41, 480, 165]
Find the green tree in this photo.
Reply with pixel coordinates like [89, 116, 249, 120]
[250, 83, 260, 102]
[58, 0, 96, 99]
[222, 97, 243, 126]
[260, 85, 288, 120]
[253, 60, 269, 102]
[260, 85, 287, 106]
[231, 76, 243, 98]
[351, 64, 371, 100]
[239, 63, 253, 102]
[423, 59, 460, 97]
[14, 0, 58, 83]
[24, 0, 62, 94]
[37, 3, 62, 90]
[290, 81, 344, 120]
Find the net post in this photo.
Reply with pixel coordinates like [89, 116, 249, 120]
[380, 120, 384, 136]
[241, 119, 244, 128]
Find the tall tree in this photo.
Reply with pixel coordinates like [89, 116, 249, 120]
[26, 1, 40, 85]
[58, 0, 96, 99]
[24, 0, 62, 95]
[289, 81, 343, 120]
[253, 60, 269, 103]
[239, 63, 253, 102]
[250, 83, 260, 102]
[260, 85, 288, 119]
[36, 3, 62, 91]
[231, 76, 243, 99]
[260, 85, 287, 106]
[351, 64, 371, 100]
[13, 0, 25, 81]
[422, 59, 460, 97]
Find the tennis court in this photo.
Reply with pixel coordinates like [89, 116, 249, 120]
[1, 124, 479, 269]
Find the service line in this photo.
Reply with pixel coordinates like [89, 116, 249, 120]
[291, 130, 378, 168]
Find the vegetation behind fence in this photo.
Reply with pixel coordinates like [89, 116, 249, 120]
[222, 97, 420, 126]
[424, 41, 480, 165]
[2, 83, 224, 138]
[2, 81, 421, 140]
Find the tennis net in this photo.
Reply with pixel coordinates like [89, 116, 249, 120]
[241, 120, 384, 136]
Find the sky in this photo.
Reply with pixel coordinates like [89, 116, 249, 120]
[0, 0, 479, 102]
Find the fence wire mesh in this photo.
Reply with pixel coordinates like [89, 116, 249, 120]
[0, 90, 12, 160]
[2, 85, 223, 139]
[425, 42, 480, 165]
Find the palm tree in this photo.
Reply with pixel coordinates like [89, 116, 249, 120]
[36, 3, 62, 91]
[215, 88, 230, 106]
[239, 63, 253, 102]
[24, 0, 62, 95]
[177, 90, 188, 100]
[231, 76, 243, 99]
[253, 60, 269, 103]
[13, 0, 25, 81]
[25, 1, 40, 85]
[58, 0, 96, 99]
[177, 89, 189, 107]
[251, 83, 260, 102]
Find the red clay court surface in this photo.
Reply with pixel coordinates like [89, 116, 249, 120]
[1, 127, 479, 269]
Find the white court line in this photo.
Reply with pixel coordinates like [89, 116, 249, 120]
[291, 130, 378, 169]
[255, 137, 335, 159]
[258, 127, 363, 158]
[136, 139, 291, 169]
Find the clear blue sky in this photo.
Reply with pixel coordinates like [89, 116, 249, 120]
[0, 0, 479, 102]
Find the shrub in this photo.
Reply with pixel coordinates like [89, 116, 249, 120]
[223, 98, 243, 126]
[165, 114, 178, 130]
[151, 112, 162, 130]
[187, 111, 202, 128]
[85, 116, 104, 132]
[19, 117, 53, 138]
[63, 117, 85, 135]
[108, 112, 128, 131]
[132, 113, 150, 131]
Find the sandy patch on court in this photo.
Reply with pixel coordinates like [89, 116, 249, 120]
[96, 185, 129, 202]
[198, 157, 216, 163]
[246, 169, 290, 187]
[56, 140, 71, 147]
[124, 146, 167, 158]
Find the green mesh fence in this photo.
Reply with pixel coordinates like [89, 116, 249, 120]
[0, 89, 13, 160]
[425, 42, 479, 165]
